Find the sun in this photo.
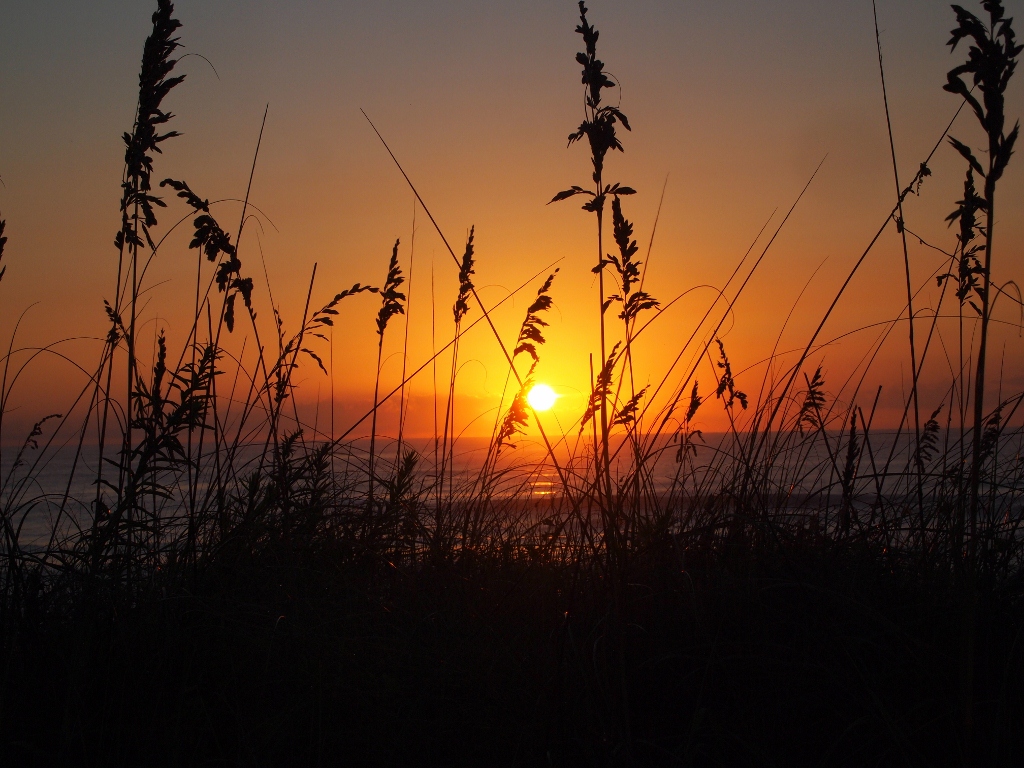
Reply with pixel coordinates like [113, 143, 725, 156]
[527, 383, 558, 412]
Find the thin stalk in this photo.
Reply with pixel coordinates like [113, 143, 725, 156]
[368, 334, 384, 507]
[873, 0, 924, 537]
[431, 261, 438, 477]
[396, 201, 416, 458]
[969, 186, 996, 571]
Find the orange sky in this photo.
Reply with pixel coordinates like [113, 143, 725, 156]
[0, 0, 1022, 443]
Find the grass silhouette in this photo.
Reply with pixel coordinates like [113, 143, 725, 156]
[1, 1, 1023, 765]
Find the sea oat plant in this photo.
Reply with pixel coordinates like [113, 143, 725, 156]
[92, 0, 186, 587]
[368, 239, 405, 506]
[0, 3, 1023, 764]
[550, 1, 635, 492]
[943, 0, 1021, 568]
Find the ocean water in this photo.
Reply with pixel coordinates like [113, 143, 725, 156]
[1, 428, 1003, 547]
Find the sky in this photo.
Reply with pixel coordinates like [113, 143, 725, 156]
[0, 0, 1022, 443]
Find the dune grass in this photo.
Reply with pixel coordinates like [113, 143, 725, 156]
[1, 1, 1023, 765]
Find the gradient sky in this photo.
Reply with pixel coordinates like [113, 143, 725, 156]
[1, 0, 1022, 441]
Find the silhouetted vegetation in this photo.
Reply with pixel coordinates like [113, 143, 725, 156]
[1, 1, 1023, 765]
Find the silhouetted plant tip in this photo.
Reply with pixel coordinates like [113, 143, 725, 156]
[383, 448, 419, 507]
[799, 366, 827, 433]
[275, 283, 378, 385]
[567, 1, 630, 191]
[159, 177, 210, 214]
[916, 403, 945, 465]
[945, 1, 1021, 189]
[453, 227, 475, 324]
[940, 167, 987, 310]
[606, 197, 659, 321]
[115, 0, 184, 254]
[102, 300, 124, 344]
[375, 238, 406, 338]
[980, 401, 1005, 461]
[548, 1, 635, 212]
[685, 380, 702, 423]
[158, 178, 253, 330]
[0, 214, 6, 285]
[497, 379, 533, 450]
[914, 161, 933, 194]
[611, 385, 647, 428]
[514, 269, 559, 364]
[160, 179, 236, 261]
[310, 283, 380, 333]
[8, 414, 61, 475]
[581, 341, 620, 431]
[300, 285, 379, 374]
[494, 270, 559, 455]
[714, 338, 747, 410]
[609, 197, 638, 292]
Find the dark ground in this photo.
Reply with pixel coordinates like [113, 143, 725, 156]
[2, 542, 1022, 767]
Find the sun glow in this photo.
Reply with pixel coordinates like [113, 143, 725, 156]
[527, 383, 558, 412]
